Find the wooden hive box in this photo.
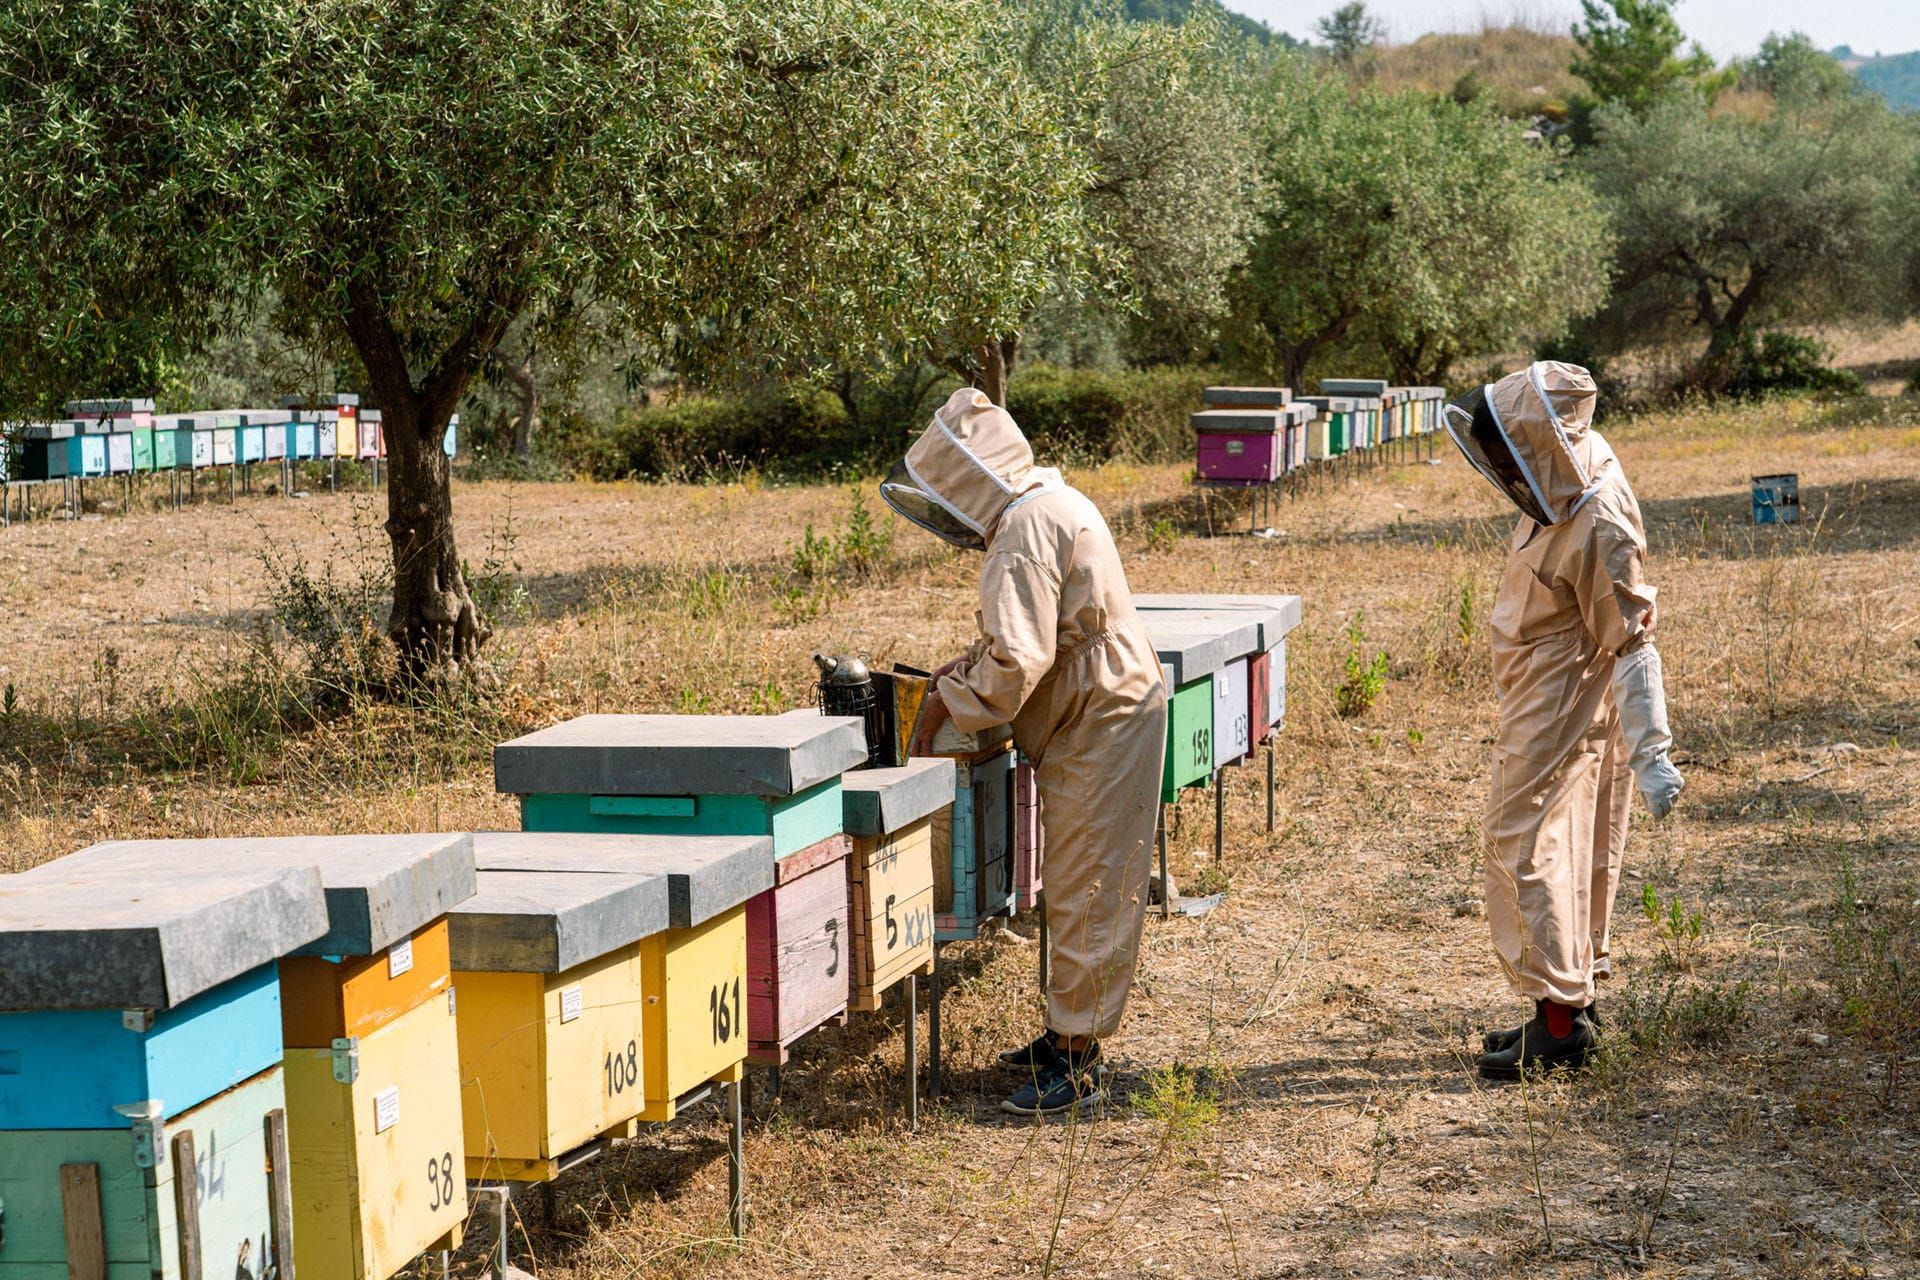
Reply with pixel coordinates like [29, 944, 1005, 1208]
[499, 713, 866, 858]
[334, 407, 358, 457]
[839, 759, 951, 1011]
[448, 867, 672, 1181]
[210, 418, 238, 467]
[315, 412, 338, 458]
[468, 831, 772, 1127]
[1136, 595, 1303, 751]
[104, 429, 134, 475]
[744, 834, 851, 1065]
[289, 418, 318, 460]
[1139, 619, 1233, 802]
[1211, 658, 1251, 769]
[49, 834, 479, 1280]
[1191, 409, 1283, 485]
[48, 430, 107, 479]
[930, 748, 1014, 941]
[1012, 758, 1043, 911]
[129, 427, 155, 472]
[0, 864, 329, 1280]
[236, 421, 265, 466]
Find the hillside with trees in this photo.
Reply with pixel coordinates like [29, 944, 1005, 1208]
[1836, 46, 1920, 110]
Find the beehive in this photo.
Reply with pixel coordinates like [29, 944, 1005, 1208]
[104, 428, 134, 476]
[744, 834, 851, 1064]
[929, 747, 1014, 940]
[1211, 658, 1251, 769]
[29, 834, 479, 1280]
[1136, 595, 1301, 751]
[500, 713, 865, 857]
[1191, 409, 1283, 485]
[129, 427, 155, 472]
[211, 417, 238, 467]
[839, 759, 950, 1010]
[1012, 758, 1043, 912]
[468, 830, 772, 1126]
[0, 863, 328, 1279]
[1140, 626, 1227, 802]
[449, 867, 672, 1181]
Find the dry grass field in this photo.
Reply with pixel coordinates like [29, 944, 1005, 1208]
[2, 391, 1917, 1278]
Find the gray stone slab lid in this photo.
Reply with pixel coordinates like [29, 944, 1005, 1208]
[1319, 378, 1388, 396]
[1139, 623, 1229, 684]
[1201, 386, 1291, 406]
[840, 758, 957, 837]
[495, 714, 867, 799]
[1295, 396, 1357, 414]
[63, 398, 155, 414]
[448, 868, 669, 973]
[1190, 408, 1281, 434]
[21, 422, 75, 440]
[470, 830, 771, 930]
[1139, 610, 1260, 660]
[29, 834, 476, 958]
[1133, 594, 1304, 644]
[0, 864, 328, 1011]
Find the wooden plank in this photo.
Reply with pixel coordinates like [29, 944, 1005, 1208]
[264, 1109, 295, 1280]
[58, 1162, 106, 1280]
[172, 1130, 203, 1280]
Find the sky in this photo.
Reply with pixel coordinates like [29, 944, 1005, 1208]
[1220, 0, 1920, 61]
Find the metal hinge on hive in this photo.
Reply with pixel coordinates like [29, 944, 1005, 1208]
[331, 1036, 361, 1085]
[113, 1100, 166, 1169]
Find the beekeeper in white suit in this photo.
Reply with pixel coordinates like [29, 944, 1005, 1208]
[884, 386, 1167, 1117]
[1444, 361, 1684, 1079]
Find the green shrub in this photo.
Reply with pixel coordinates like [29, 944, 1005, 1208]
[1335, 613, 1389, 718]
[1004, 363, 1216, 464]
[587, 387, 860, 481]
[1724, 332, 1864, 399]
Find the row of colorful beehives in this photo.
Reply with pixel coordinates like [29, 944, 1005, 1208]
[1191, 381, 1448, 487]
[0, 710, 1024, 1280]
[3, 396, 456, 484]
[1133, 595, 1303, 906]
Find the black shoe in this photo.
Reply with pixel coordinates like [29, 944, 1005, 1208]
[998, 1030, 1059, 1070]
[1000, 1044, 1104, 1117]
[1476, 1007, 1596, 1079]
[1482, 1002, 1602, 1054]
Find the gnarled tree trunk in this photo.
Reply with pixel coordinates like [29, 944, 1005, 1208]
[382, 398, 490, 677]
[345, 281, 512, 681]
[502, 346, 540, 460]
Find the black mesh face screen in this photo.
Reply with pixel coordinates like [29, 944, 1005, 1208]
[879, 460, 986, 550]
[1444, 387, 1553, 525]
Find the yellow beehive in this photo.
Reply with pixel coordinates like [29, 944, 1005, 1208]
[448, 866, 675, 1181]
[283, 991, 467, 1278]
[839, 759, 952, 1011]
[637, 905, 750, 1120]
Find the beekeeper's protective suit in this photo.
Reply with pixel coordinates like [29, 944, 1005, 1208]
[882, 387, 1167, 1044]
[1445, 362, 1683, 1071]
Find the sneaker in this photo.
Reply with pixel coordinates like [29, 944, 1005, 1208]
[1000, 1045, 1104, 1117]
[997, 1030, 1059, 1070]
[1476, 1006, 1596, 1080]
[1482, 1002, 1602, 1054]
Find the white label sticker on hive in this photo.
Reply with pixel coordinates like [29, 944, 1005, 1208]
[560, 985, 583, 1024]
[388, 937, 414, 979]
[374, 1086, 400, 1133]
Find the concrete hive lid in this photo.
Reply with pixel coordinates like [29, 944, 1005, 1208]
[1144, 610, 1261, 661]
[1139, 622, 1230, 684]
[494, 714, 868, 799]
[1201, 386, 1291, 406]
[470, 830, 772, 930]
[1295, 396, 1357, 413]
[447, 868, 670, 973]
[1190, 408, 1281, 434]
[38, 834, 477, 958]
[0, 863, 329, 1011]
[1133, 594, 1303, 645]
[839, 758, 957, 837]
[1320, 378, 1389, 396]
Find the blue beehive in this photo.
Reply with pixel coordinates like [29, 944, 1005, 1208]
[0, 860, 329, 1278]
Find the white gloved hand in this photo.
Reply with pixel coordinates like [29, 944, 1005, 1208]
[1611, 643, 1684, 818]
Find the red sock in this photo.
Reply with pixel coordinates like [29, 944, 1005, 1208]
[1544, 1001, 1575, 1038]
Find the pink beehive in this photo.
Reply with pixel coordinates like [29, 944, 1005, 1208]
[746, 834, 852, 1065]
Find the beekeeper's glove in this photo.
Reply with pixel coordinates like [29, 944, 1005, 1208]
[1612, 643, 1684, 818]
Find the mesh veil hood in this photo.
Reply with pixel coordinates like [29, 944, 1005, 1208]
[894, 387, 1060, 543]
[1481, 361, 1616, 525]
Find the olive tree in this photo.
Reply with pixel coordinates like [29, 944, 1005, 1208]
[0, 0, 1082, 675]
[1368, 101, 1613, 385]
[1580, 92, 1916, 388]
[1224, 76, 1603, 390]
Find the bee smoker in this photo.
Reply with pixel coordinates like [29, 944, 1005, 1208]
[813, 653, 887, 769]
